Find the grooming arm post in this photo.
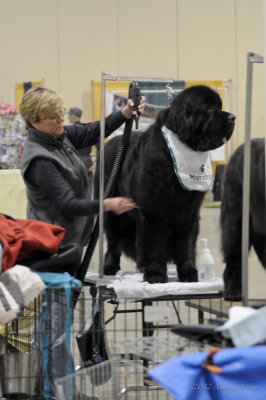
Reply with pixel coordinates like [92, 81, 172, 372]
[98, 75, 174, 281]
[242, 52, 264, 305]
[99, 73, 117, 279]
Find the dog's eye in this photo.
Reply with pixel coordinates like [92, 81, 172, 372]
[207, 107, 215, 113]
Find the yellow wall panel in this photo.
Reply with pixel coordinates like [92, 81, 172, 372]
[92, 81, 130, 120]
[15, 80, 43, 111]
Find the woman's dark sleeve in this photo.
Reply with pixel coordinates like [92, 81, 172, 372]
[65, 110, 126, 149]
[26, 158, 99, 218]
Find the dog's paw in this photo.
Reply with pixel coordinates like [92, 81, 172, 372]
[177, 261, 198, 282]
[223, 281, 242, 301]
[142, 263, 168, 284]
[223, 265, 242, 301]
[223, 292, 242, 302]
[103, 264, 121, 275]
[144, 271, 168, 284]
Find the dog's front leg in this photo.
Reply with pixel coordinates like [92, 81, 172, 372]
[173, 230, 198, 282]
[221, 187, 244, 300]
[176, 259, 198, 282]
[135, 213, 168, 284]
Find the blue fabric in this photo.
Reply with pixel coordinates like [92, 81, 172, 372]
[148, 346, 266, 400]
[36, 271, 81, 288]
[36, 272, 81, 398]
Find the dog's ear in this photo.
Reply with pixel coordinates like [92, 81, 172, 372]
[182, 103, 194, 129]
[183, 102, 205, 132]
[165, 101, 193, 134]
[184, 102, 192, 118]
[156, 108, 170, 127]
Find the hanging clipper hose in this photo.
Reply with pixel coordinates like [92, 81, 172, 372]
[76, 82, 141, 283]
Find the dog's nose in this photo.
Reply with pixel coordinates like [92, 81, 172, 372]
[228, 113, 236, 122]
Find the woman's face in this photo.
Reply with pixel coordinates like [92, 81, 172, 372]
[30, 109, 65, 137]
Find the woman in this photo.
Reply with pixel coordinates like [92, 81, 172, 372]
[20, 86, 145, 246]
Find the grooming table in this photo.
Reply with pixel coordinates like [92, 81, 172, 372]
[85, 270, 225, 332]
[85, 269, 224, 301]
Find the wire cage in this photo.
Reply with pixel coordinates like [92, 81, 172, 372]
[55, 336, 211, 400]
[0, 286, 86, 400]
[0, 283, 233, 400]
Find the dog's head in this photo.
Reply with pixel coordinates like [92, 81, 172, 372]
[156, 85, 235, 152]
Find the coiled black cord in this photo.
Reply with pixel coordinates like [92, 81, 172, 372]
[76, 117, 134, 283]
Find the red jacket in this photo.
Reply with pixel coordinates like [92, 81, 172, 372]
[0, 214, 65, 271]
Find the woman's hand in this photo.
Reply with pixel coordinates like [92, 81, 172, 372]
[103, 197, 136, 214]
[122, 96, 146, 119]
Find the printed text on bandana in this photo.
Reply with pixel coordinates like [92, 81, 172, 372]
[161, 126, 213, 192]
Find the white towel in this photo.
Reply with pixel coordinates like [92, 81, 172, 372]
[86, 269, 224, 303]
[0, 265, 45, 324]
[0, 282, 20, 325]
[217, 305, 266, 347]
[0, 265, 45, 306]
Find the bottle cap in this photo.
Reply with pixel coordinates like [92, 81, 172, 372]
[201, 238, 208, 248]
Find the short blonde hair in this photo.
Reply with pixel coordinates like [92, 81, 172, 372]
[19, 86, 63, 126]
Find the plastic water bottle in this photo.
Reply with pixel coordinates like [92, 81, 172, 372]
[196, 238, 215, 282]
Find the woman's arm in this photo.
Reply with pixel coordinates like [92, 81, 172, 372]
[65, 97, 145, 149]
[26, 158, 135, 217]
[64, 110, 126, 149]
[26, 158, 99, 218]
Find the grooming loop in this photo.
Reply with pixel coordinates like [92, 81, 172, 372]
[201, 346, 222, 373]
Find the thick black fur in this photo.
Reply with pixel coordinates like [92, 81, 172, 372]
[221, 138, 265, 300]
[95, 85, 235, 284]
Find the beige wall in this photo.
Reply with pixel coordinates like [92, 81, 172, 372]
[0, 0, 264, 153]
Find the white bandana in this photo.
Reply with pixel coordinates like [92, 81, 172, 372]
[161, 125, 213, 192]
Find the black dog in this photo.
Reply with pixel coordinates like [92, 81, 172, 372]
[95, 85, 235, 284]
[221, 138, 265, 300]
